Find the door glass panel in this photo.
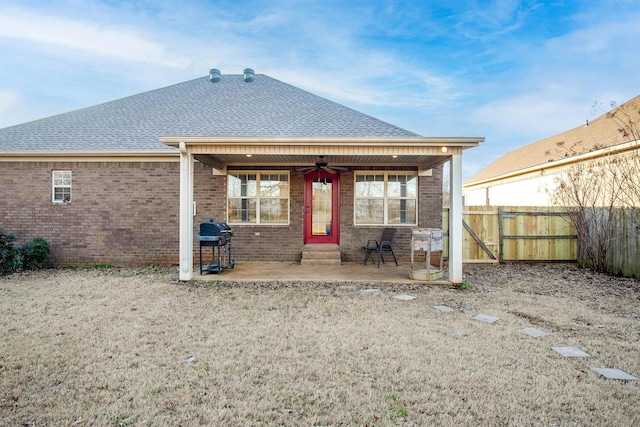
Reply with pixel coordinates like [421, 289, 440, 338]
[312, 178, 332, 236]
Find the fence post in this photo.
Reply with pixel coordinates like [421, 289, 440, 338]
[498, 206, 504, 264]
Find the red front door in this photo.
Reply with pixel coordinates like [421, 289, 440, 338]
[303, 171, 340, 244]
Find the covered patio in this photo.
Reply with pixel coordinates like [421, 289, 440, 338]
[162, 136, 483, 283]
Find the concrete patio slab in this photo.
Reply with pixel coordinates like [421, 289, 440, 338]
[552, 346, 591, 357]
[590, 368, 638, 380]
[193, 261, 453, 284]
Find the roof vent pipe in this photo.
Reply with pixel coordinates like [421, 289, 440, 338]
[209, 68, 221, 82]
[243, 68, 255, 82]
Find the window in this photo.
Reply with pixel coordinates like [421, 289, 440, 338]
[52, 171, 72, 203]
[228, 172, 289, 224]
[354, 172, 417, 225]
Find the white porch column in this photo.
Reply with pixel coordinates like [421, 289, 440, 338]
[179, 141, 194, 281]
[449, 154, 463, 283]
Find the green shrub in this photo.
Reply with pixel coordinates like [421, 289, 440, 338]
[0, 231, 50, 275]
[18, 237, 50, 270]
[0, 229, 19, 275]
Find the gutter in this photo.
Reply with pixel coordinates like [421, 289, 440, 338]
[0, 149, 179, 162]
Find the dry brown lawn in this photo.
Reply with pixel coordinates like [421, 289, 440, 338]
[1, 264, 639, 426]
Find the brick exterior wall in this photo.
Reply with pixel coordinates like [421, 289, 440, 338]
[1, 161, 181, 266]
[1, 161, 443, 267]
[337, 167, 444, 264]
[194, 167, 306, 263]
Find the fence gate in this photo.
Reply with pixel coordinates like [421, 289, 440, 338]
[443, 206, 577, 263]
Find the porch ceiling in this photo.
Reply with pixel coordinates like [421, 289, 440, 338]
[194, 153, 449, 170]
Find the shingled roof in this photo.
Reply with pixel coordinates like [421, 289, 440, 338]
[0, 73, 418, 153]
[466, 95, 640, 184]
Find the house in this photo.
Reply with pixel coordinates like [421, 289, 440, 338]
[0, 68, 483, 281]
[464, 95, 640, 206]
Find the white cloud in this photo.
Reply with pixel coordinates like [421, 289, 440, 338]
[0, 88, 52, 128]
[454, 0, 528, 40]
[0, 7, 189, 68]
[544, 14, 640, 65]
[469, 95, 587, 139]
[0, 89, 24, 122]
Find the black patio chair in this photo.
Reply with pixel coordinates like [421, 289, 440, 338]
[363, 228, 398, 267]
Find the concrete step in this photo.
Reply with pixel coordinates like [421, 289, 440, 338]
[300, 258, 342, 266]
[302, 244, 340, 251]
[301, 250, 341, 259]
[300, 244, 341, 266]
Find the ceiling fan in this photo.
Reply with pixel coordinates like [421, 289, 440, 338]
[297, 156, 347, 174]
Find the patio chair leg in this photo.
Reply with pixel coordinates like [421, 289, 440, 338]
[364, 249, 376, 265]
[390, 249, 398, 266]
[377, 248, 384, 268]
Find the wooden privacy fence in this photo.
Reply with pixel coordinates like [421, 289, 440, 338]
[592, 208, 640, 279]
[442, 206, 577, 263]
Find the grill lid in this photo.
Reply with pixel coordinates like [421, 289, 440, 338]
[200, 219, 232, 236]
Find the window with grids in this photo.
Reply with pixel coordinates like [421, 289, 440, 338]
[52, 171, 72, 203]
[354, 172, 417, 225]
[227, 172, 290, 224]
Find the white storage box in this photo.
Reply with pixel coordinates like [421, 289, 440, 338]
[412, 228, 443, 252]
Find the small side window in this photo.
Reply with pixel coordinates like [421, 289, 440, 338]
[52, 171, 72, 203]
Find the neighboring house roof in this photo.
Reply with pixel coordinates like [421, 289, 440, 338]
[0, 73, 418, 153]
[465, 95, 640, 185]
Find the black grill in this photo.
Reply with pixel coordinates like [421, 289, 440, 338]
[199, 220, 232, 245]
[196, 220, 234, 274]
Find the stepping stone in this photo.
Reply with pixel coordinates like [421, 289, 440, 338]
[394, 294, 416, 301]
[473, 314, 500, 324]
[433, 305, 456, 313]
[590, 368, 638, 381]
[552, 346, 590, 357]
[519, 327, 550, 337]
[360, 289, 379, 294]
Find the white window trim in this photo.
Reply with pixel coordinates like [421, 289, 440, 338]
[52, 170, 72, 203]
[354, 171, 418, 226]
[227, 170, 290, 225]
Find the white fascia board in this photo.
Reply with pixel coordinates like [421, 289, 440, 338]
[160, 136, 484, 149]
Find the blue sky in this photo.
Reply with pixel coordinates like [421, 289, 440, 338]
[1, 0, 639, 179]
